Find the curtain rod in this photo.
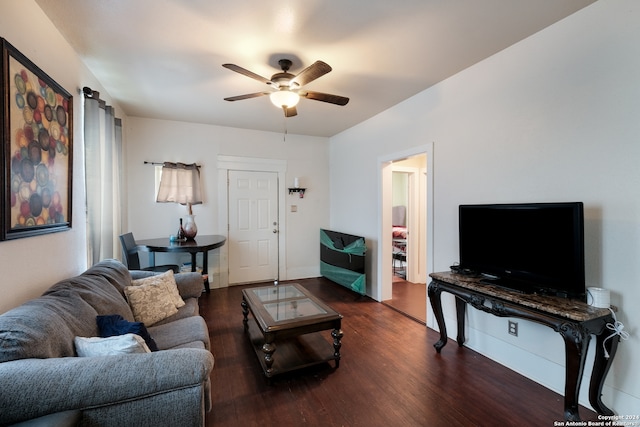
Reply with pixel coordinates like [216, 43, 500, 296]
[144, 161, 201, 168]
[82, 86, 101, 100]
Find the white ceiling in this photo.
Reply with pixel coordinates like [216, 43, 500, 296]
[35, 0, 596, 137]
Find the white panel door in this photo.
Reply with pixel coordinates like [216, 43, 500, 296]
[228, 170, 279, 284]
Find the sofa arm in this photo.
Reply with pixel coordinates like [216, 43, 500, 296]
[173, 272, 205, 299]
[0, 348, 214, 425]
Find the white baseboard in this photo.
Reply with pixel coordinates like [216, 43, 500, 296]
[283, 266, 320, 281]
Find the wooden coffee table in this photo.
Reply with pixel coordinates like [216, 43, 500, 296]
[241, 283, 343, 379]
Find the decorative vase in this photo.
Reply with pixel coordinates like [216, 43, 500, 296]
[177, 218, 185, 240]
[183, 214, 198, 240]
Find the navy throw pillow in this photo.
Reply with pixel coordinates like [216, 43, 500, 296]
[96, 315, 159, 352]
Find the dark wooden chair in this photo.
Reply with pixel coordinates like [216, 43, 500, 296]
[119, 232, 180, 273]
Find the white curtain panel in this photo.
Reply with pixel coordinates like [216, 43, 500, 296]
[156, 163, 202, 205]
[84, 95, 123, 266]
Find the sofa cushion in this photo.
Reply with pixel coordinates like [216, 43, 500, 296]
[7, 410, 82, 427]
[0, 291, 98, 362]
[44, 260, 134, 322]
[130, 270, 185, 309]
[148, 316, 210, 351]
[124, 282, 179, 326]
[81, 259, 134, 296]
[97, 314, 159, 352]
[167, 341, 206, 350]
[74, 334, 151, 357]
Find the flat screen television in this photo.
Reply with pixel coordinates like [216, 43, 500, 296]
[458, 202, 585, 300]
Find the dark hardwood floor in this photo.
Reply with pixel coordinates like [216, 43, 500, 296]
[200, 277, 598, 427]
[383, 276, 427, 324]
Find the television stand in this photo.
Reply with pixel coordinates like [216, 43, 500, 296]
[479, 277, 529, 294]
[428, 271, 619, 422]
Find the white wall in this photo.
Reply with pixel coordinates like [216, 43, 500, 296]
[0, 0, 124, 313]
[329, 0, 639, 415]
[125, 117, 330, 283]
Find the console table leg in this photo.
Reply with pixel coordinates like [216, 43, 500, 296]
[560, 323, 590, 421]
[455, 297, 466, 347]
[589, 327, 619, 415]
[428, 281, 448, 353]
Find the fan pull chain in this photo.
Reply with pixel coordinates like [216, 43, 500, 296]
[283, 121, 288, 142]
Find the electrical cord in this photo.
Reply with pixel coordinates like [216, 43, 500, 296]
[603, 307, 629, 359]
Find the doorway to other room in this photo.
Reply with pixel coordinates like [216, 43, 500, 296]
[378, 146, 433, 325]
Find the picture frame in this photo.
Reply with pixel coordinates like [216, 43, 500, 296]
[1, 38, 73, 240]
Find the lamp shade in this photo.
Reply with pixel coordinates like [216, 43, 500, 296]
[156, 162, 202, 205]
[270, 89, 300, 108]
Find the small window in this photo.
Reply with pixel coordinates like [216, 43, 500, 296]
[154, 165, 163, 201]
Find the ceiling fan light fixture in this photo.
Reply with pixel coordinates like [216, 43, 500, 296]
[270, 89, 300, 108]
[223, 59, 348, 116]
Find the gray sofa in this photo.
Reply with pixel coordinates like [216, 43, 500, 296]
[0, 259, 214, 427]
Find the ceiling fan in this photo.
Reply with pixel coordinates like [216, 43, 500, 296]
[222, 59, 349, 117]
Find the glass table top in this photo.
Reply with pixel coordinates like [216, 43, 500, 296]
[250, 285, 328, 321]
[264, 299, 327, 321]
[252, 285, 305, 302]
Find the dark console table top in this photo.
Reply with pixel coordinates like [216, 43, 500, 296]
[430, 271, 609, 322]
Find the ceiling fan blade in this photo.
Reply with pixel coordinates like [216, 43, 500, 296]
[283, 106, 298, 117]
[222, 64, 272, 85]
[290, 61, 332, 88]
[224, 92, 270, 102]
[301, 90, 349, 106]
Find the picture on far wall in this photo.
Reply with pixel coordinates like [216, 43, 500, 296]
[0, 38, 73, 241]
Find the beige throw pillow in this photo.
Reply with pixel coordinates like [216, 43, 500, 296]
[124, 281, 179, 326]
[130, 270, 185, 309]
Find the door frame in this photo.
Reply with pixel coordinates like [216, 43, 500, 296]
[377, 144, 434, 322]
[218, 155, 287, 287]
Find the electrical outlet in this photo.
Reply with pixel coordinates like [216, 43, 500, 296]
[291, 205, 297, 212]
[508, 320, 518, 337]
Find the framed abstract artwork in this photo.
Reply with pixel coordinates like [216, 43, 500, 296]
[1, 38, 73, 240]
